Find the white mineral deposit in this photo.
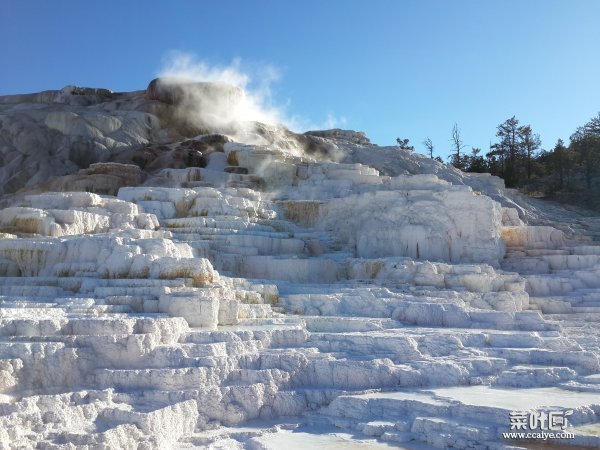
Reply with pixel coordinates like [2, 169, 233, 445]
[0, 79, 599, 449]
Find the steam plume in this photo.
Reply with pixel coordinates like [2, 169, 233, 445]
[158, 51, 285, 130]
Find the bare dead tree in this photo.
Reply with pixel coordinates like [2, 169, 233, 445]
[423, 137, 434, 158]
[451, 123, 467, 168]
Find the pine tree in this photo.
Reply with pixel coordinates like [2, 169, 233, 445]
[396, 137, 414, 151]
[519, 125, 541, 180]
[493, 116, 522, 187]
[569, 113, 600, 189]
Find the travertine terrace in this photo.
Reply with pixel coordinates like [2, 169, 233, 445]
[0, 80, 599, 449]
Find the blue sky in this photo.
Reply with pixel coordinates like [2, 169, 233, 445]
[1, 0, 599, 160]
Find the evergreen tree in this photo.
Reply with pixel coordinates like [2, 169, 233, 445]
[465, 147, 487, 172]
[492, 116, 522, 187]
[549, 139, 567, 190]
[570, 131, 600, 189]
[519, 125, 541, 180]
[570, 113, 600, 189]
[396, 137, 414, 151]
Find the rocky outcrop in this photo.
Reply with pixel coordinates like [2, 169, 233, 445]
[305, 128, 371, 145]
[145, 77, 246, 137]
[0, 79, 304, 196]
[146, 77, 243, 107]
[0, 86, 164, 195]
[0, 85, 116, 107]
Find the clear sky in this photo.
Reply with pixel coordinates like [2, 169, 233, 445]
[1, 0, 599, 160]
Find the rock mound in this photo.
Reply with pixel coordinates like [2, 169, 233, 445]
[146, 77, 243, 107]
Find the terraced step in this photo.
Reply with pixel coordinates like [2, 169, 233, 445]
[320, 385, 600, 447]
[90, 366, 223, 390]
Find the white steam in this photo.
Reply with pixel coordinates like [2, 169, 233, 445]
[158, 51, 286, 130]
[157, 51, 347, 134]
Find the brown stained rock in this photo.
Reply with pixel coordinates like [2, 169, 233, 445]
[227, 150, 239, 166]
[224, 166, 248, 174]
[146, 77, 243, 107]
[26, 163, 144, 196]
[277, 200, 325, 227]
[145, 77, 246, 138]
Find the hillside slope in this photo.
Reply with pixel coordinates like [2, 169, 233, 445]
[0, 80, 599, 449]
